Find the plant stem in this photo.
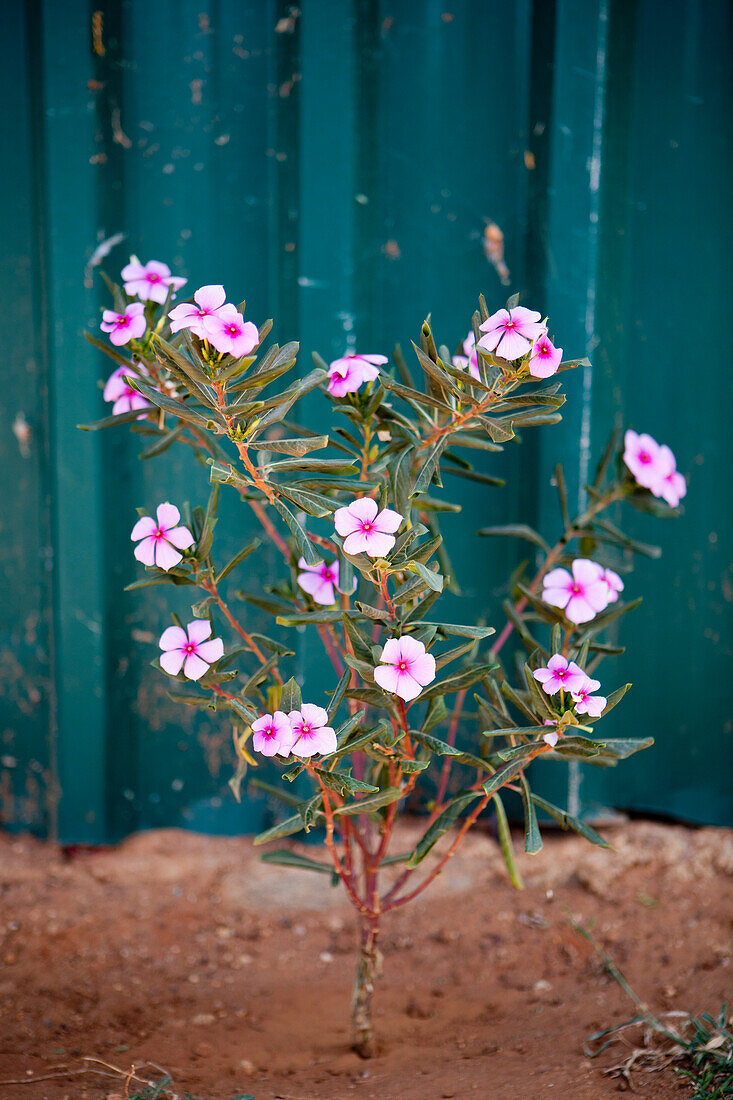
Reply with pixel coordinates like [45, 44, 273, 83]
[351, 915, 381, 1058]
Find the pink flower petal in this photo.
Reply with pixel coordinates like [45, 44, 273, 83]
[166, 525, 195, 550]
[380, 638, 402, 664]
[342, 530, 372, 555]
[348, 497, 379, 524]
[564, 595, 597, 624]
[301, 704, 329, 726]
[183, 652, 210, 680]
[187, 619, 213, 645]
[393, 670, 424, 701]
[133, 536, 157, 567]
[334, 505, 363, 538]
[363, 531, 397, 558]
[195, 638, 224, 664]
[374, 507, 403, 534]
[154, 539, 183, 571]
[572, 559, 604, 585]
[156, 502, 181, 530]
[194, 284, 226, 311]
[160, 649, 186, 676]
[478, 309, 509, 336]
[496, 328, 531, 361]
[409, 652, 436, 686]
[542, 585, 571, 609]
[159, 626, 187, 651]
[374, 664, 402, 695]
[131, 516, 157, 541]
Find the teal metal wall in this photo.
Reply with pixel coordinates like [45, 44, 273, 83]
[1, 0, 730, 842]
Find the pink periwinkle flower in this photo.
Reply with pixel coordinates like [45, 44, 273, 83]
[131, 503, 195, 571]
[207, 304, 260, 357]
[168, 284, 229, 340]
[599, 567, 624, 604]
[478, 306, 545, 361]
[288, 704, 337, 758]
[533, 655, 586, 696]
[100, 302, 146, 346]
[571, 675, 607, 718]
[121, 259, 187, 304]
[297, 558, 339, 605]
[251, 711, 294, 758]
[373, 636, 436, 702]
[656, 444, 688, 508]
[542, 720, 560, 748]
[528, 332, 563, 378]
[452, 332, 481, 381]
[334, 497, 403, 558]
[327, 354, 387, 398]
[159, 620, 224, 681]
[542, 559, 610, 624]
[103, 364, 150, 417]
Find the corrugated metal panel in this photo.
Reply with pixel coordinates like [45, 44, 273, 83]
[1, 0, 729, 841]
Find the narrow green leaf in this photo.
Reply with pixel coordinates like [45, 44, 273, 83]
[477, 524, 550, 553]
[493, 794, 524, 889]
[272, 497, 321, 566]
[406, 790, 483, 867]
[215, 538, 261, 583]
[253, 813, 307, 845]
[259, 849, 334, 874]
[333, 787, 403, 817]
[520, 775, 542, 854]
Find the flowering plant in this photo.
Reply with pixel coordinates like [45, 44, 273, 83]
[81, 259, 686, 1056]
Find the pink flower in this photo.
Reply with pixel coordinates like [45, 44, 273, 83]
[100, 302, 146, 346]
[571, 675, 607, 718]
[251, 711, 294, 758]
[373, 636, 436, 702]
[452, 332, 481, 380]
[297, 558, 339, 605]
[159, 620, 224, 681]
[207, 304, 259, 357]
[656, 444, 688, 508]
[478, 306, 545, 361]
[288, 704, 337, 758]
[334, 498, 403, 558]
[327, 354, 387, 397]
[121, 259, 187, 304]
[528, 332, 562, 378]
[533, 655, 586, 696]
[103, 364, 150, 417]
[542, 559, 610, 624]
[131, 503, 195, 571]
[599, 567, 624, 604]
[623, 430, 665, 493]
[542, 720, 560, 748]
[168, 284, 228, 340]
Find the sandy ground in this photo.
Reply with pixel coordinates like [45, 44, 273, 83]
[0, 819, 731, 1099]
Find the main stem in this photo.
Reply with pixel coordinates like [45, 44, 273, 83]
[351, 914, 381, 1057]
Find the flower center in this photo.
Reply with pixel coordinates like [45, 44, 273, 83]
[398, 661, 407, 671]
[571, 583, 581, 594]
[226, 325, 239, 335]
[118, 316, 129, 327]
[184, 643, 195, 653]
[148, 273, 161, 282]
[639, 451, 651, 464]
[504, 319, 515, 330]
[154, 529, 164, 540]
[301, 724, 312, 736]
[362, 521, 373, 532]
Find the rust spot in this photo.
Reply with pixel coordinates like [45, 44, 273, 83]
[275, 7, 300, 33]
[91, 11, 105, 56]
[482, 221, 511, 286]
[190, 78, 203, 105]
[524, 150, 536, 170]
[382, 239, 401, 260]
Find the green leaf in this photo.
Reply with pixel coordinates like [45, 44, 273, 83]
[279, 676, 301, 714]
[259, 849, 334, 875]
[477, 524, 550, 553]
[600, 682, 632, 716]
[215, 538, 261, 583]
[420, 662, 498, 699]
[481, 757, 528, 798]
[78, 407, 155, 432]
[314, 768, 379, 796]
[520, 775, 543, 854]
[255, 435, 329, 456]
[333, 787, 403, 817]
[137, 422, 187, 459]
[272, 497, 321, 566]
[128, 375, 228, 432]
[530, 793, 610, 848]
[400, 758, 430, 774]
[420, 623, 495, 640]
[410, 437, 447, 496]
[326, 668, 351, 722]
[423, 696, 448, 733]
[493, 794, 524, 889]
[253, 813, 308, 845]
[406, 791, 483, 867]
[410, 729, 463, 757]
[333, 710, 367, 749]
[276, 484, 336, 517]
[410, 560, 443, 592]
